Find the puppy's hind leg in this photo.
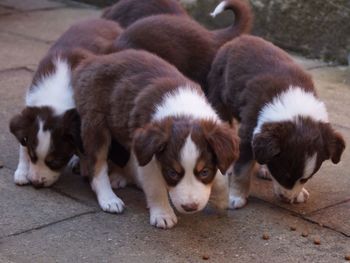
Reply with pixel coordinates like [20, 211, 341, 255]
[256, 164, 272, 180]
[210, 170, 229, 210]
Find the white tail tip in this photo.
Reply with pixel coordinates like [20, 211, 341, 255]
[210, 1, 227, 17]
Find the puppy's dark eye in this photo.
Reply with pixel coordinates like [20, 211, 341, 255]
[300, 178, 308, 184]
[198, 168, 211, 179]
[20, 137, 28, 146]
[46, 159, 65, 170]
[166, 169, 181, 180]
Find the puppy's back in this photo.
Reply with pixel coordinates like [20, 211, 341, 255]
[102, 0, 188, 27]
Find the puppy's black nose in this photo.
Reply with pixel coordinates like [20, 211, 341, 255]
[181, 203, 198, 212]
[31, 180, 44, 189]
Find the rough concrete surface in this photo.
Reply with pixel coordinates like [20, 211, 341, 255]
[0, 0, 349, 262]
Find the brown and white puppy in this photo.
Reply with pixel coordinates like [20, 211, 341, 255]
[9, 19, 122, 187]
[73, 50, 239, 228]
[102, 0, 188, 27]
[113, 0, 252, 92]
[207, 35, 345, 208]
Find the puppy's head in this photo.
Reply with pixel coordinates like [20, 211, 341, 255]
[9, 107, 82, 187]
[133, 117, 239, 213]
[252, 117, 345, 202]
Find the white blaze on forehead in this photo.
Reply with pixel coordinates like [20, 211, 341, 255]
[152, 86, 219, 122]
[210, 1, 227, 17]
[26, 58, 75, 115]
[168, 135, 211, 213]
[36, 120, 51, 160]
[303, 153, 317, 179]
[254, 87, 329, 135]
[180, 135, 200, 171]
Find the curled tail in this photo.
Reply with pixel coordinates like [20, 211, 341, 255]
[211, 0, 253, 46]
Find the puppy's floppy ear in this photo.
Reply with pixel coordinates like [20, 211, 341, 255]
[9, 111, 32, 146]
[62, 109, 84, 153]
[204, 122, 239, 174]
[321, 125, 345, 164]
[252, 127, 281, 165]
[133, 124, 169, 166]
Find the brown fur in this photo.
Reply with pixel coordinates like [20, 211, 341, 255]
[207, 35, 345, 189]
[9, 19, 124, 182]
[73, 50, 239, 184]
[113, 0, 253, 92]
[102, 0, 188, 27]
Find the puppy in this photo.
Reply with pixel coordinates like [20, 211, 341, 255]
[9, 19, 122, 187]
[73, 50, 239, 228]
[102, 0, 188, 27]
[207, 35, 345, 208]
[113, 0, 252, 92]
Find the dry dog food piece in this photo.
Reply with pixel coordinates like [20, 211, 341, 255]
[301, 231, 309, 237]
[262, 233, 270, 240]
[290, 226, 297, 231]
[345, 254, 350, 261]
[313, 237, 321, 245]
[202, 254, 210, 260]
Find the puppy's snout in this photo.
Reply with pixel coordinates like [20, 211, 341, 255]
[181, 203, 199, 212]
[31, 180, 44, 188]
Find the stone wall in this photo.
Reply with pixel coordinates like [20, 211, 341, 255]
[180, 0, 350, 65]
[73, 0, 350, 64]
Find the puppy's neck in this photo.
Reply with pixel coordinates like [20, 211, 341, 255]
[26, 57, 75, 115]
[152, 85, 220, 122]
[253, 86, 329, 135]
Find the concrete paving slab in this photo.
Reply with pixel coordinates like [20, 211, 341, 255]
[0, 0, 64, 11]
[251, 125, 350, 216]
[53, 169, 98, 207]
[307, 201, 350, 237]
[0, 69, 33, 170]
[0, 5, 15, 15]
[0, 31, 49, 71]
[291, 53, 329, 70]
[0, 7, 100, 43]
[0, 167, 95, 238]
[0, 198, 349, 263]
[311, 66, 350, 129]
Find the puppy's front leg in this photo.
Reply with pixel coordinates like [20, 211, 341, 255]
[91, 158, 125, 213]
[135, 156, 177, 229]
[14, 145, 30, 185]
[82, 121, 125, 213]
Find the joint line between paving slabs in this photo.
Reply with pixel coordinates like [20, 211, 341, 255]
[2, 210, 99, 239]
[0, 30, 53, 45]
[51, 187, 96, 208]
[305, 198, 350, 216]
[250, 196, 350, 238]
[0, 66, 34, 75]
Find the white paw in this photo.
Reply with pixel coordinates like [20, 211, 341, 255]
[68, 155, 80, 174]
[110, 174, 128, 189]
[150, 208, 178, 229]
[14, 168, 30, 185]
[257, 165, 272, 180]
[294, 188, 309, 203]
[98, 194, 125, 213]
[228, 194, 247, 209]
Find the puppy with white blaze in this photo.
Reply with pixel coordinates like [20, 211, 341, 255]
[73, 50, 239, 228]
[207, 35, 346, 208]
[9, 19, 122, 187]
